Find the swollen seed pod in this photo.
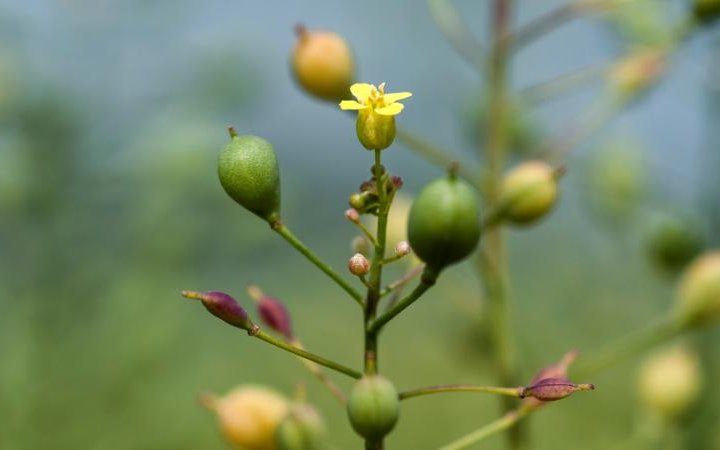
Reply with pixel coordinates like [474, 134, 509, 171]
[275, 403, 328, 450]
[498, 161, 558, 225]
[674, 251, 720, 327]
[637, 345, 701, 419]
[407, 175, 481, 270]
[347, 375, 399, 441]
[211, 386, 289, 450]
[645, 216, 704, 274]
[218, 131, 281, 222]
[291, 26, 354, 102]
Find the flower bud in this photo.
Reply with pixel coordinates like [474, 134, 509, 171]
[345, 208, 360, 223]
[394, 240, 410, 257]
[209, 386, 289, 450]
[248, 285, 293, 340]
[520, 377, 595, 402]
[182, 290, 255, 332]
[609, 48, 666, 99]
[291, 25, 354, 102]
[348, 253, 370, 276]
[407, 174, 481, 270]
[356, 107, 396, 151]
[275, 403, 328, 450]
[498, 161, 559, 225]
[218, 130, 281, 222]
[645, 215, 704, 274]
[637, 345, 701, 419]
[674, 251, 720, 327]
[347, 375, 399, 441]
[693, 0, 720, 22]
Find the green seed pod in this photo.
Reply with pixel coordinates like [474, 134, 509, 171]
[498, 161, 558, 225]
[637, 345, 701, 419]
[276, 403, 328, 450]
[218, 131, 281, 222]
[674, 252, 720, 327]
[346, 375, 399, 441]
[407, 175, 481, 270]
[356, 107, 396, 151]
[645, 215, 704, 274]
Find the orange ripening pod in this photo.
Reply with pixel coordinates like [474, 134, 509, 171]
[291, 25, 355, 102]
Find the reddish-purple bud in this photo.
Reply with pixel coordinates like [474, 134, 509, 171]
[247, 285, 293, 340]
[520, 377, 595, 402]
[182, 290, 256, 333]
[390, 176, 403, 190]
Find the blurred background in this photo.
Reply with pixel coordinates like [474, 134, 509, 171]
[0, 0, 719, 449]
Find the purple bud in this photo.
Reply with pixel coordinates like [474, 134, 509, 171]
[182, 290, 255, 332]
[258, 295, 293, 340]
[390, 176, 403, 190]
[520, 377, 595, 402]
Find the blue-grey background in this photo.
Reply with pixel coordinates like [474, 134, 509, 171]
[1, 1, 718, 449]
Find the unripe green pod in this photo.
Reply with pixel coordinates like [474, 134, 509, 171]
[674, 252, 720, 327]
[407, 175, 481, 270]
[218, 132, 281, 222]
[276, 403, 328, 450]
[645, 216, 704, 274]
[498, 161, 558, 225]
[637, 345, 701, 419]
[346, 375, 399, 441]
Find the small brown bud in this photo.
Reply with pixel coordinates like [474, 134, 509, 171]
[182, 290, 255, 332]
[348, 253, 370, 276]
[520, 377, 595, 402]
[390, 176, 404, 190]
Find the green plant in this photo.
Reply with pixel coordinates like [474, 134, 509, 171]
[181, 3, 720, 449]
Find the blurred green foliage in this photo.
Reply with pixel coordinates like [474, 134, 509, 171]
[1, 2, 719, 450]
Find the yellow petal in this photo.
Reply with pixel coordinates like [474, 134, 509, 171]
[375, 103, 404, 116]
[339, 100, 366, 110]
[350, 83, 374, 103]
[383, 92, 412, 104]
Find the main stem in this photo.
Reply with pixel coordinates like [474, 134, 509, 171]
[364, 149, 390, 450]
[484, 1, 522, 449]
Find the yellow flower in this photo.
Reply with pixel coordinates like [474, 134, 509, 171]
[339, 83, 412, 150]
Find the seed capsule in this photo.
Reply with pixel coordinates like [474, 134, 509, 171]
[291, 25, 355, 102]
[637, 345, 701, 419]
[498, 161, 558, 225]
[275, 403, 328, 450]
[210, 386, 289, 450]
[347, 375, 399, 441]
[407, 175, 481, 270]
[674, 251, 720, 327]
[645, 216, 704, 274]
[218, 131, 281, 222]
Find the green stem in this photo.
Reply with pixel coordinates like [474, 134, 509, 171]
[369, 266, 439, 333]
[427, 0, 485, 71]
[362, 150, 389, 374]
[400, 384, 523, 400]
[252, 329, 362, 379]
[571, 317, 683, 379]
[439, 405, 534, 450]
[271, 221, 364, 307]
[485, 1, 523, 449]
